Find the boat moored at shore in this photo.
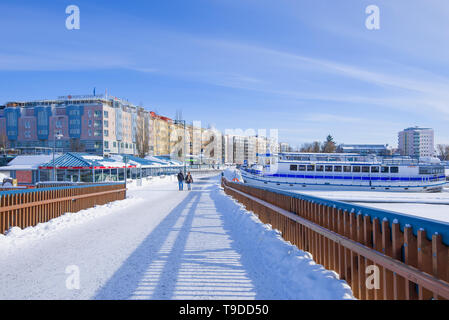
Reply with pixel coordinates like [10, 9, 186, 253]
[240, 153, 446, 192]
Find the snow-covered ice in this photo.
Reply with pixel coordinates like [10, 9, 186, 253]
[293, 190, 449, 223]
[0, 174, 353, 300]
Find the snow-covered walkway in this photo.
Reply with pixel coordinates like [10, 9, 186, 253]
[0, 175, 353, 300]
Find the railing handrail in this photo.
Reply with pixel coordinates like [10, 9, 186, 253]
[225, 183, 449, 299]
[229, 179, 449, 245]
[0, 182, 125, 197]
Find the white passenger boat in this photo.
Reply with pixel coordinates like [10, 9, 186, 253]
[240, 153, 446, 192]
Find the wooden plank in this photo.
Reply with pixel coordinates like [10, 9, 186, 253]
[417, 229, 434, 300]
[432, 233, 448, 300]
[392, 221, 406, 300]
[404, 225, 418, 300]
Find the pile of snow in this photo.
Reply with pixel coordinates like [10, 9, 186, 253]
[0, 172, 10, 181]
[0, 196, 145, 254]
[223, 168, 243, 182]
[214, 182, 354, 299]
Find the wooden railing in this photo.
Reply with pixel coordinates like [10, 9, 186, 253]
[222, 178, 449, 300]
[0, 183, 126, 234]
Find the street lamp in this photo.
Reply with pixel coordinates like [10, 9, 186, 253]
[174, 119, 187, 175]
[52, 131, 63, 181]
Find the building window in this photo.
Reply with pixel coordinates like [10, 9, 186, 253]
[88, 129, 92, 137]
[24, 131, 31, 138]
[94, 110, 101, 118]
[290, 165, 297, 171]
[94, 130, 102, 136]
[113, 141, 117, 148]
[104, 130, 109, 137]
[88, 120, 92, 127]
[104, 141, 109, 148]
[104, 120, 108, 128]
[24, 120, 31, 129]
[104, 111, 108, 118]
[88, 110, 92, 117]
[56, 120, 62, 128]
[94, 120, 102, 127]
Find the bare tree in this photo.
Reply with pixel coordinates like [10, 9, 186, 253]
[136, 114, 150, 158]
[300, 141, 322, 153]
[437, 144, 449, 160]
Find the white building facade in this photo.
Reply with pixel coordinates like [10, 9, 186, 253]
[398, 127, 434, 158]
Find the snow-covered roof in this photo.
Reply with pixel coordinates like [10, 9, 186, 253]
[38, 153, 184, 169]
[0, 155, 54, 171]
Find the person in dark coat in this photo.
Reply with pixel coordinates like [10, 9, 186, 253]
[177, 171, 184, 190]
[185, 172, 193, 191]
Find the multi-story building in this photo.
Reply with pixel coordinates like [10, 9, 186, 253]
[0, 95, 140, 156]
[398, 127, 435, 158]
[149, 111, 172, 156]
[222, 134, 234, 164]
[279, 142, 291, 153]
[244, 136, 257, 165]
[255, 136, 268, 164]
[233, 136, 245, 165]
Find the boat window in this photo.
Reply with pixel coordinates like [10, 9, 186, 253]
[307, 165, 315, 171]
[390, 167, 399, 173]
[381, 166, 389, 173]
[362, 166, 370, 173]
[298, 165, 306, 171]
[290, 165, 298, 171]
[334, 166, 342, 172]
[316, 165, 324, 172]
[352, 166, 361, 173]
[325, 166, 333, 172]
[371, 166, 379, 173]
[343, 166, 351, 173]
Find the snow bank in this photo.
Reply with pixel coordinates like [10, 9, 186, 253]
[0, 196, 145, 254]
[215, 182, 354, 299]
[223, 168, 243, 182]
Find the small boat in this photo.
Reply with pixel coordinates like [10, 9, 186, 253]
[240, 152, 447, 192]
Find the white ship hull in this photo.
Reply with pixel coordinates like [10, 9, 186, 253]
[241, 171, 446, 193]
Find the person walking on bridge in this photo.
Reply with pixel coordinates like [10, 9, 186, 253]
[177, 171, 184, 191]
[185, 172, 193, 191]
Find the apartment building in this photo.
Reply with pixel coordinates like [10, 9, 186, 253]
[233, 136, 245, 165]
[398, 127, 435, 158]
[0, 95, 140, 155]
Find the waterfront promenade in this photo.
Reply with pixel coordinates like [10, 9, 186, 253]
[0, 175, 352, 300]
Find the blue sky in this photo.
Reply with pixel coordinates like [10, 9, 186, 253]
[1, 0, 449, 148]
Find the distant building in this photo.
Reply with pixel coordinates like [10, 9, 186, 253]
[244, 136, 257, 165]
[398, 127, 434, 158]
[233, 136, 245, 165]
[222, 135, 234, 164]
[340, 144, 391, 156]
[0, 95, 142, 156]
[279, 142, 290, 153]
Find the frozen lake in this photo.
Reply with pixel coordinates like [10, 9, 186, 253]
[294, 188, 449, 223]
